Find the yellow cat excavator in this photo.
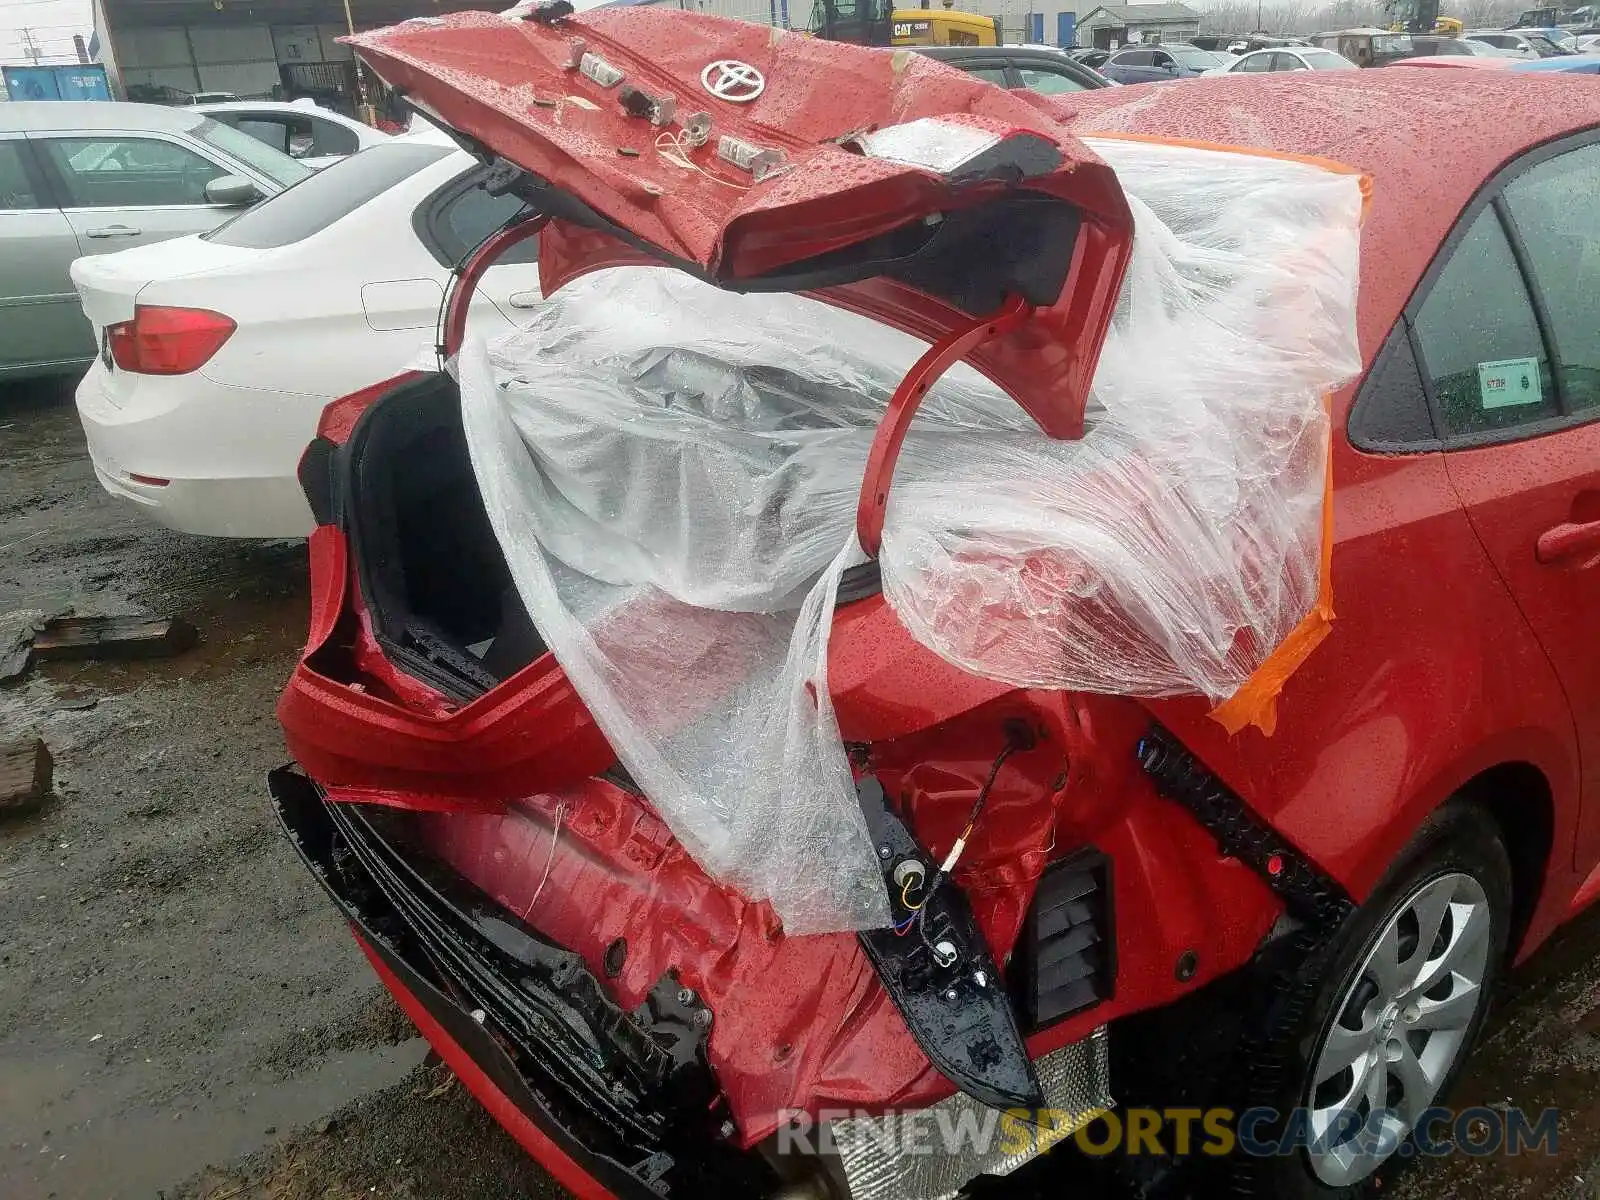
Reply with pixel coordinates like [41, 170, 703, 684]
[809, 0, 1003, 47]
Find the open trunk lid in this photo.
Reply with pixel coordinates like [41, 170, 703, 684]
[345, 6, 1133, 451]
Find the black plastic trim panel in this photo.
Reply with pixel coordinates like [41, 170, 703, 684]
[269, 766, 777, 1199]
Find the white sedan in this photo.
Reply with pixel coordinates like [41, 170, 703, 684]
[1209, 46, 1360, 73]
[194, 99, 389, 169]
[70, 132, 541, 538]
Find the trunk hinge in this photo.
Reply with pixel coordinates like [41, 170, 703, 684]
[855, 294, 1034, 557]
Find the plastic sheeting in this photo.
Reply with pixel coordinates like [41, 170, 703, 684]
[458, 137, 1364, 934]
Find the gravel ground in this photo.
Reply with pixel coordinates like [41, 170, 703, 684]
[3, 377, 1600, 1200]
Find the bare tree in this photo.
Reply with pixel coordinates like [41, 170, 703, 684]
[1194, 0, 1522, 34]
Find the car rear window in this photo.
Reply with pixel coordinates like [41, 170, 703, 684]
[205, 141, 452, 249]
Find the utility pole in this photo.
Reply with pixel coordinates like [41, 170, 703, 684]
[341, 0, 378, 127]
[20, 27, 45, 63]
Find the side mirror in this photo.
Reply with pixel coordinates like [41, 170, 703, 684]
[205, 174, 261, 207]
[1161, 60, 1178, 71]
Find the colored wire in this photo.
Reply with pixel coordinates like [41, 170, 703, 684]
[654, 129, 751, 190]
[915, 736, 1024, 958]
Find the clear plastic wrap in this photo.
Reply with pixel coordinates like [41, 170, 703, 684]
[457, 138, 1364, 934]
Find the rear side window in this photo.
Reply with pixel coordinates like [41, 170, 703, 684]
[1502, 144, 1600, 412]
[205, 141, 451, 249]
[311, 117, 360, 157]
[417, 167, 539, 267]
[960, 66, 1011, 86]
[194, 117, 312, 189]
[1412, 206, 1557, 436]
[232, 115, 312, 156]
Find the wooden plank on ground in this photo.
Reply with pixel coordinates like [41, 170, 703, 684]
[0, 737, 52, 810]
[31, 616, 197, 663]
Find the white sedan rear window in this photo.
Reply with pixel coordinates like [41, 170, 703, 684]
[205, 141, 451, 250]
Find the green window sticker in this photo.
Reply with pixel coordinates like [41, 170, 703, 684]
[1478, 357, 1542, 410]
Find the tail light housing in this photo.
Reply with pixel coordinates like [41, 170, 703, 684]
[106, 306, 236, 375]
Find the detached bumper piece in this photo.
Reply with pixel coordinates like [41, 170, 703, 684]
[269, 767, 777, 1200]
[831, 1031, 1111, 1200]
[1135, 727, 1352, 925]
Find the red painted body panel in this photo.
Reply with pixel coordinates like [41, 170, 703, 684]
[1445, 426, 1600, 868]
[274, 32, 1600, 1192]
[1057, 72, 1600, 961]
[385, 695, 1276, 1142]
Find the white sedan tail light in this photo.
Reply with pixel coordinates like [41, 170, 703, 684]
[106, 306, 236, 375]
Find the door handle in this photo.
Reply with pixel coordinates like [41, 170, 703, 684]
[85, 224, 142, 239]
[508, 290, 542, 309]
[1536, 519, 1600, 565]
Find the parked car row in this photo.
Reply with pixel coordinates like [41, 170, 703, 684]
[0, 102, 313, 382]
[8, 45, 1111, 537]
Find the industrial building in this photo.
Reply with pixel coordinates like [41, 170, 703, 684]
[1074, 2, 1200, 48]
[86, 0, 496, 108]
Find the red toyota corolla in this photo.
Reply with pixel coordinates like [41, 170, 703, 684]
[270, 11, 1600, 1200]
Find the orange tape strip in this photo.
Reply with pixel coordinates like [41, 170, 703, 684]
[1207, 395, 1337, 738]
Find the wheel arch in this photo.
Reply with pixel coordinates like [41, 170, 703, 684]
[1455, 760, 1555, 959]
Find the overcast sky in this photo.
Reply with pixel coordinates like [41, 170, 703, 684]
[1, 0, 92, 66]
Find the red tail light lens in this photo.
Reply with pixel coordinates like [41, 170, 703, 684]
[106, 306, 236, 375]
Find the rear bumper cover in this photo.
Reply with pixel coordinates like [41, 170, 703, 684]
[74, 360, 316, 538]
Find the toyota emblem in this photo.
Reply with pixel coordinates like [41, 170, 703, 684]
[700, 59, 766, 103]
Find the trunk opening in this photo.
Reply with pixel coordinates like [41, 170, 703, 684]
[341, 374, 547, 699]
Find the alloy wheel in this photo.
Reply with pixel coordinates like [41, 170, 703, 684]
[1305, 871, 1493, 1187]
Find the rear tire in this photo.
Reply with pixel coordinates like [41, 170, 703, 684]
[1236, 800, 1512, 1199]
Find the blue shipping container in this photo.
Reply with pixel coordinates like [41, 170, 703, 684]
[3, 64, 112, 102]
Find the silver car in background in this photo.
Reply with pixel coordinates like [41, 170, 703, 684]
[0, 101, 312, 380]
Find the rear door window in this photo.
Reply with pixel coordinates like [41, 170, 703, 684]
[205, 140, 451, 248]
[0, 139, 43, 209]
[1269, 51, 1306, 69]
[38, 135, 227, 207]
[1412, 206, 1557, 436]
[1240, 52, 1273, 71]
[1502, 143, 1600, 411]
